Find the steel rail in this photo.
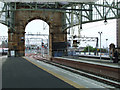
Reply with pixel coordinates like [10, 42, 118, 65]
[30, 55, 120, 88]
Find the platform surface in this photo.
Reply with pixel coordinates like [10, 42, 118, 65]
[1, 56, 116, 89]
[2, 56, 75, 88]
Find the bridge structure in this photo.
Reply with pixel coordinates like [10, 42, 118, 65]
[0, 0, 120, 58]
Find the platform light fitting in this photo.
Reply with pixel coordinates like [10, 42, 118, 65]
[104, 16, 108, 25]
[80, 24, 82, 30]
[6, 10, 10, 21]
[98, 32, 102, 34]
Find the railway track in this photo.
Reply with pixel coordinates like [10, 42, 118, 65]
[30, 55, 120, 88]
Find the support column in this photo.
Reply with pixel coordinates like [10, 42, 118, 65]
[8, 28, 25, 57]
[49, 25, 67, 57]
[8, 29, 18, 57]
[8, 29, 13, 57]
[116, 2, 120, 54]
[15, 31, 25, 57]
[117, 18, 120, 53]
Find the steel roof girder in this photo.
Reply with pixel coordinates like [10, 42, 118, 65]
[104, 1, 117, 17]
[94, 5, 103, 18]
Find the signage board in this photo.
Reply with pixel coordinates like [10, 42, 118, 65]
[10, 50, 15, 56]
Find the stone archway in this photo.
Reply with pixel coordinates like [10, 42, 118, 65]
[8, 10, 67, 58]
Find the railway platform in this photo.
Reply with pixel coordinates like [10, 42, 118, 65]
[1, 55, 117, 89]
[51, 56, 120, 80]
[62, 56, 120, 68]
[2, 56, 76, 88]
[29, 54, 120, 88]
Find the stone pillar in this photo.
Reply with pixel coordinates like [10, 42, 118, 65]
[8, 29, 13, 57]
[17, 33, 25, 56]
[49, 25, 67, 57]
[10, 9, 67, 57]
[8, 27, 25, 57]
[14, 28, 25, 57]
[8, 29, 18, 57]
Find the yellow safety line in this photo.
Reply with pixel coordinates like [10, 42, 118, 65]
[23, 57, 87, 89]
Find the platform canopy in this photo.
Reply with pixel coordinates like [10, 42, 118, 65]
[0, 0, 98, 2]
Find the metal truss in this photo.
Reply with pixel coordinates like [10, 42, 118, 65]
[68, 36, 98, 47]
[25, 37, 43, 45]
[0, 0, 120, 31]
[0, 36, 46, 45]
[0, 36, 8, 41]
[25, 33, 48, 36]
[76, 37, 98, 42]
[63, 0, 120, 31]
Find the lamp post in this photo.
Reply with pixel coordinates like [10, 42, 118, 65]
[98, 32, 102, 60]
[1, 37, 4, 55]
[88, 44, 90, 55]
[106, 39, 108, 56]
[7, 9, 12, 57]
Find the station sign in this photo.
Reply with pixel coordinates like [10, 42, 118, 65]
[0, 0, 98, 2]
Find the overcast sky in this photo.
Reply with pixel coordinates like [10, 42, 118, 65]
[80, 19, 116, 48]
